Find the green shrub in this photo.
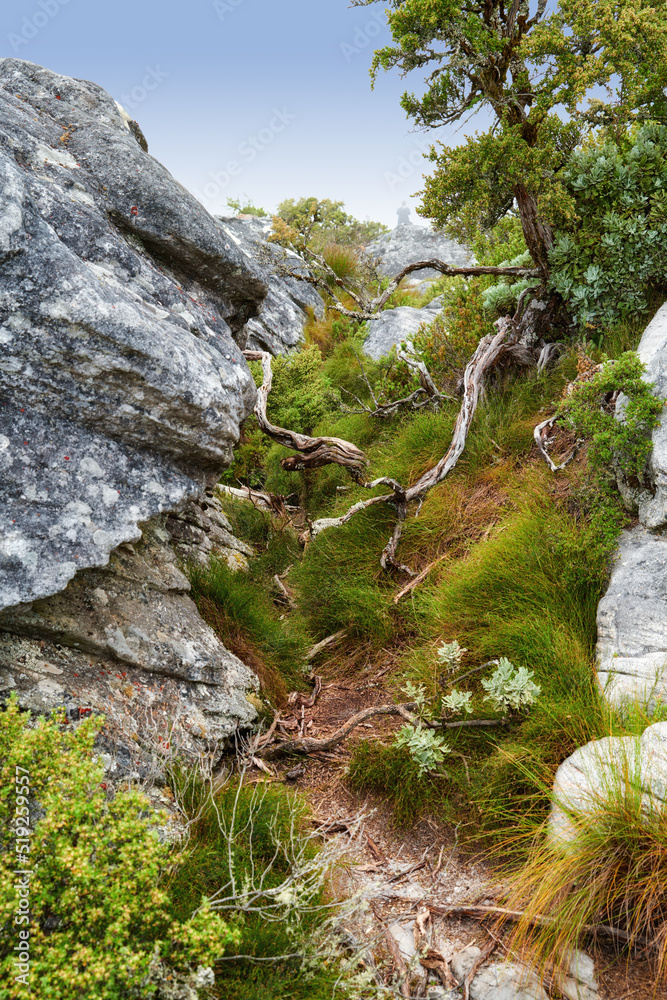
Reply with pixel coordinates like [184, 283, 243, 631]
[0, 698, 237, 1000]
[550, 124, 667, 328]
[560, 351, 663, 478]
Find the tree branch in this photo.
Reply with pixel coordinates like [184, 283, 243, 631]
[244, 351, 367, 473]
[254, 703, 418, 761]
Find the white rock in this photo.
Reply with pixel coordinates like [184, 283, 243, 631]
[550, 722, 667, 845]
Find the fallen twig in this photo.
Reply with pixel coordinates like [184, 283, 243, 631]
[534, 415, 580, 472]
[393, 552, 450, 603]
[305, 630, 348, 662]
[426, 904, 644, 947]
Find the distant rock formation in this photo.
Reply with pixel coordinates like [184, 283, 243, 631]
[0, 59, 265, 747]
[596, 302, 667, 709]
[217, 214, 325, 355]
[366, 222, 470, 279]
[363, 298, 443, 360]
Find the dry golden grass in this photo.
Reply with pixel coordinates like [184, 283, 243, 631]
[503, 744, 667, 990]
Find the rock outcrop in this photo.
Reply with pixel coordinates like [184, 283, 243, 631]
[217, 214, 325, 355]
[596, 302, 667, 708]
[0, 59, 266, 744]
[366, 222, 469, 279]
[363, 298, 443, 360]
[0, 519, 258, 753]
[550, 723, 667, 845]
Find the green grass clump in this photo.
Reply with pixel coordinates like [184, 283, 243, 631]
[188, 556, 310, 702]
[291, 506, 396, 644]
[348, 740, 449, 827]
[167, 775, 347, 1000]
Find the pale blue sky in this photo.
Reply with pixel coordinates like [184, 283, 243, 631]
[0, 0, 459, 227]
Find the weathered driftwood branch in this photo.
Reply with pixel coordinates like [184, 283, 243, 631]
[268, 248, 540, 322]
[426, 904, 644, 948]
[254, 703, 417, 760]
[244, 350, 367, 472]
[397, 340, 444, 406]
[533, 415, 580, 473]
[255, 701, 506, 760]
[305, 316, 536, 568]
[217, 484, 299, 516]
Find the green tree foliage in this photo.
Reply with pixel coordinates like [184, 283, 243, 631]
[549, 124, 667, 327]
[226, 194, 269, 217]
[358, 0, 667, 271]
[274, 196, 388, 250]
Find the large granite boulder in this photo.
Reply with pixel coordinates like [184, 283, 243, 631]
[0, 59, 267, 743]
[0, 519, 258, 753]
[217, 214, 325, 354]
[0, 58, 265, 610]
[366, 222, 470, 279]
[597, 528, 667, 709]
[550, 723, 667, 845]
[596, 302, 667, 708]
[363, 298, 443, 360]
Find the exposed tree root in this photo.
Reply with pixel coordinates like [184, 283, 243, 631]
[254, 701, 506, 760]
[534, 415, 581, 472]
[426, 904, 644, 948]
[243, 350, 367, 473]
[254, 703, 417, 761]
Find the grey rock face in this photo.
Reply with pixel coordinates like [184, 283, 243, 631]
[0, 59, 267, 611]
[164, 489, 254, 572]
[363, 301, 443, 360]
[0, 517, 258, 747]
[597, 528, 667, 708]
[217, 214, 325, 354]
[550, 723, 667, 845]
[366, 222, 470, 279]
[631, 301, 667, 529]
[595, 302, 667, 708]
[450, 946, 546, 1000]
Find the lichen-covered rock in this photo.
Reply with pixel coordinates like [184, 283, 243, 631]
[0, 518, 258, 748]
[363, 299, 443, 360]
[164, 490, 254, 571]
[217, 214, 325, 354]
[366, 222, 469, 279]
[596, 302, 667, 708]
[550, 723, 667, 845]
[0, 58, 267, 612]
[597, 528, 667, 709]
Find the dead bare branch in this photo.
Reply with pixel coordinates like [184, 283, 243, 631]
[426, 904, 644, 947]
[243, 350, 367, 473]
[254, 703, 418, 761]
[533, 415, 581, 472]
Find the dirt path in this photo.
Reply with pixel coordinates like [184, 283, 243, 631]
[252, 660, 663, 999]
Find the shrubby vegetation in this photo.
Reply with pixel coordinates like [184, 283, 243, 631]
[0, 698, 238, 999]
